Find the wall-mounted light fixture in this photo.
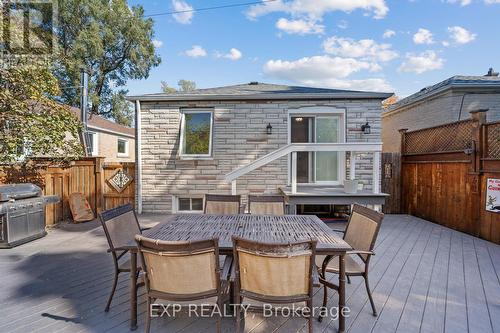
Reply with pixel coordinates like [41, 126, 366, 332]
[266, 123, 273, 135]
[361, 122, 371, 134]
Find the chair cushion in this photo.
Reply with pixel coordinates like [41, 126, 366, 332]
[315, 254, 364, 274]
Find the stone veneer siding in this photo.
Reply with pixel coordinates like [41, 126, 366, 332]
[139, 99, 383, 213]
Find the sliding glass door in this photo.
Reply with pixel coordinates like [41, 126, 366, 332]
[290, 114, 343, 184]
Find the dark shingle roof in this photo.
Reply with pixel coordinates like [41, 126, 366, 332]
[127, 82, 393, 101]
[387, 75, 500, 112]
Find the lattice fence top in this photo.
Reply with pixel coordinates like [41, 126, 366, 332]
[404, 120, 474, 155]
[486, 122, 500, 159]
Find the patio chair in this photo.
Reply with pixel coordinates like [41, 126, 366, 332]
[98, 203, 146, 312]
[317, 204, 384, 317]
[232, 236, 318, 333]
[204, 194, 241, 214]
[135, 235, 232, 333]
[248, 195, 286, 215]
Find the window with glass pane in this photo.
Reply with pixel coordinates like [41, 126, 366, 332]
[181, 112, 212, 156]
[117, 139, 127, 154]
[315, 117, 340, 182]
[178, 197, 203, 211]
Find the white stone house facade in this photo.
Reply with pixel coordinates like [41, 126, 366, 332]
[128, 83, 392, 214]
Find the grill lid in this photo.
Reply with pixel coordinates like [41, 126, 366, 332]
[0, 183, 42, 202]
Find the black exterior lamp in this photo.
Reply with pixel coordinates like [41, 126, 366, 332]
[361, 122, 371, 134]
[266, 123, 273, 135]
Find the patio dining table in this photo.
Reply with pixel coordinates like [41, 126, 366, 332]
[128, 214, 352, 332]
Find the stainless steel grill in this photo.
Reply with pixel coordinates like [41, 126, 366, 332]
[0, 183, 59, 248]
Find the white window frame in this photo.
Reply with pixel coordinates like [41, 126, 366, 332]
[174, 196, 204, 213]
[88, 131, 98, 156]
[117, 138, 129, 157]
[179, 109, 213, 159]
[287, 107, 346, 186]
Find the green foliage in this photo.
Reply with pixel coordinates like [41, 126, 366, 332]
[178, 79, 196, 92]
[110, 90, 134, 127]
[54, 0, 161, 116]
[161, 79, 197, 93]
[161, 81, 177, 93]
[0, 65, 84, 164]
[184, 114, 210, 155]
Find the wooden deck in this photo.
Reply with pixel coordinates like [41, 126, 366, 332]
[0, 214, 499, 333]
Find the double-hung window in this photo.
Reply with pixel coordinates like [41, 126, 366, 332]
[179, 109, 213, 159]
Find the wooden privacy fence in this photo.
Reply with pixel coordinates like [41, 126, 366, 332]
[398, 110, 500, 244]
[0, 157, 135, 225]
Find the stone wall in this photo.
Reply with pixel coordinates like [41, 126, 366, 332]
[139, 99, 383, 213]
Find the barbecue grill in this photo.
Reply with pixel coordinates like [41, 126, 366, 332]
[0, 183, 59, 248]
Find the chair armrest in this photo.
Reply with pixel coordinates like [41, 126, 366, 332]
[347, 250, 374, 256]
[221, 256, 233, 282]
[107, 246, 134, 253]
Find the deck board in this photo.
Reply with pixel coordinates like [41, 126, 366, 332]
[0, 215, 499, 333]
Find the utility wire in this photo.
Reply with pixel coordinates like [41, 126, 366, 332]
[144, 0, 278, 18]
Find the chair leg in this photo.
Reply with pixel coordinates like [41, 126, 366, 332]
[236, 303, 241, 333]
[216, 299, 222, 333]
[364, 274, 377, 316]
[307, 299, 313, 333]
[105, 271, 119, 312]
[145, 297, 152, 333]
[347, 275, 351, 284]
[318, 283, 327, 322]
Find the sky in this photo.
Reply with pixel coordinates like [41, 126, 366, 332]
[125, 0, 500, 98]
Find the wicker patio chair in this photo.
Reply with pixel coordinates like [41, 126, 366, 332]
[204, 194, 241, 214]
[135, 235, 232, 333]
[317, 204, 384, 317]
[248, 195, 286, 215]
[99, 203, 146, 312]
[232, 236, 318, 333]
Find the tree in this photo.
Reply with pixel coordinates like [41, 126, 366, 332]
[161, 79, 197, 93]
[54, 0, 161, 117]
[0, 64, 84, 164]
[178, 79, 196, 92]
[161, 81, 177, 93]
[110, 90, 134, 127]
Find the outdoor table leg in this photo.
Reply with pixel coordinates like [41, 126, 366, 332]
[130, 250, 138, 330]
[338, 254, 346, 333]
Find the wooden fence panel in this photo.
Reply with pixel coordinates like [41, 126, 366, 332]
[0, 157, 135, 226]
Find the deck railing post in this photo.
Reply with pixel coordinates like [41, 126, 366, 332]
[349, 152, 356, 180]
[231, 180, 236, 195]
[373, 151, 381, 194]
[291, 151, 297, 194]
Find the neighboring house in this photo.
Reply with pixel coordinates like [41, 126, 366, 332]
[382, 69, 500, 153]
[69, 107, 135, 162]
[128, 82, 392, 214]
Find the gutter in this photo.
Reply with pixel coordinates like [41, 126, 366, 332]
[126, 92, 394, 102]
[135, 100, 142, 214]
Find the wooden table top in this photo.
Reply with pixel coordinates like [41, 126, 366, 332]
[143, 214, 351, 254]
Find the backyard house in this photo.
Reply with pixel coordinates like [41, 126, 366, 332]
[128, 82, 392, 214]
[69, 107, 136, 162]
[382, 69, 500, 153]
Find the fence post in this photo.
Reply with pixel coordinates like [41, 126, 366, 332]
[469, 109, 488, 174]
[94, 157, 104, 215]
[398, 128, 408, 156]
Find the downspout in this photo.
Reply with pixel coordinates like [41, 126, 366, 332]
[135, 100, 142, 214]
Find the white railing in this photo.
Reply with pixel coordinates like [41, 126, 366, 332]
[225, 142, 382, 195]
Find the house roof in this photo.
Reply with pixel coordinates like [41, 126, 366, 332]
[68, 106, 135, 138]
[386, 75, 500, 113]
[127, 82, 393, 102]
